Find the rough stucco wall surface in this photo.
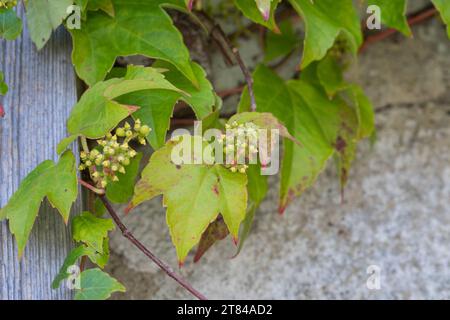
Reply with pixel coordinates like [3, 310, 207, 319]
[106, 17, 450, 299]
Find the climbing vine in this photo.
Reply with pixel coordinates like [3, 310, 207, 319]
[0, 0, 449, 300]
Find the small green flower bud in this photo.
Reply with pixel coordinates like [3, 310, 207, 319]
[85, 160, 92, 167]
[112, 176, 119, 182]
[90, 149, 99, 157]
[122, 158, 130, 166]
[79, 164, 86, 171]
[125, 130, 133, 138]
[80, 151, 87, 160]
[124, 122, 131, 129]
[139, 125, 151, 136]
[102, 160, 110, 168]
[138, 137, 146, 145]
[111, 135, 117, 141]
[111, 164, 119, 172]
[106, 133, 112, 139]
[116, 127, 126, 137]
[117, 155, 125, 163]
[119, 166, 126, 174]
[128, 150, 137, 158]
[101, 180, 108, 188]
[230, 166, 237, 173]
[92, 171, 100, 179]
[120, 143, 129, 151]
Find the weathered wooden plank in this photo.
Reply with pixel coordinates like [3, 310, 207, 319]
[0, 5, 80, 299]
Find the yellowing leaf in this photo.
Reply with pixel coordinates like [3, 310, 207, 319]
[129, 136, 248, 263]
[0, 151, 78, 256]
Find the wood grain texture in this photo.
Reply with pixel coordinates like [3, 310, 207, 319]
[0, 5, 80, 300]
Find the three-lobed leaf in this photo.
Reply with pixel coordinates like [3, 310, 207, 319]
[69, 0, 198, 86]
[238, 64, 374, 212]
[128, 136, 248, 263]
[0, 151, 78, 256]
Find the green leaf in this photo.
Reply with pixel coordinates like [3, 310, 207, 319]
[25, 0, 72, 49]
[87, 0, 115, 16]
[255, 0, 272, 21]
[0, 151, 78, 256]
[432, 0, 450, 38]
[234, 0, 280, 31]
[67, 66, 182, 139]
[116, 61, 215, 150]
[288, 0, 362, 68]
[238, 65, 374, 212]
[368, 0, 411, 36]
[69, 0, 198, 86]
[129, 136, 248, 263]
[0, 7, 22, 40]
[106, 152, 143, 203]
[0, 71, 8, 95]
[74, 268, 125, 300]
[56, 135, 78, 155]
[72, 211, 115, 253]
[52, 245, 99, 289]
[235, 163, 268, 256]
[264, 19, 299, 63]
[316, 54, 349, 98]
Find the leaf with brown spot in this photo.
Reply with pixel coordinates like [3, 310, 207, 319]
[193, 216, 229, 263]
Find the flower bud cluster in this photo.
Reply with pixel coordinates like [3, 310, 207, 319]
[0, 0, 17, 9]
[219, 121, 260, 174]
[79, 119, 151, 188]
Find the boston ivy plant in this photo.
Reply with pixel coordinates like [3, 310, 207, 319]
[1, 0, 449, 300]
